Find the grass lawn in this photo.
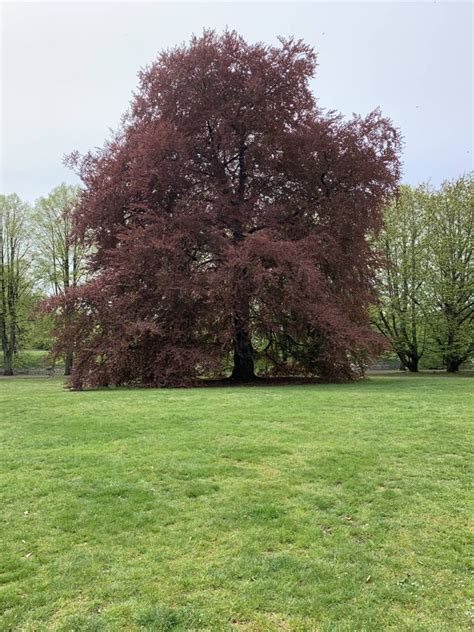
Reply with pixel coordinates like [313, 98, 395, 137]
[0, 375, 472, 631]
[1, 350, 64, 373]
[2, 350, 49, 371]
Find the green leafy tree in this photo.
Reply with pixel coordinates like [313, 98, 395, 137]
[0, 194, 32, 375]
[373, 185, 430, 372]
[32, 184, 86, 374]
[427, 174, 473, 372]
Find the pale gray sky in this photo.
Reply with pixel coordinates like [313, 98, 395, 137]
[1, 1, 473, 201]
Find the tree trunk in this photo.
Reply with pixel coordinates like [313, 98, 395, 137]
[64, 352, 73, 376]
[444, 326, 463, 373]
[3, 349, 13, 376]
[1, 325, 13, 375]
[231, 326, 256, 381]
[446, 357, 462, 373]
[397, 352, 419, 372]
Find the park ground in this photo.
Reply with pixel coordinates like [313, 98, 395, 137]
[0, 374, 472, 630]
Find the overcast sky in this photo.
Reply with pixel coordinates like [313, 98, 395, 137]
[1, 1, 472, 202]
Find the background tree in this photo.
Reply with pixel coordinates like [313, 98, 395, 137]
[427, 174, 473, 372]
[33, 184, 86, 374]
[0, 194, 32, 375]
[50, 30, 400, 388]
[373, 185, 430, 371]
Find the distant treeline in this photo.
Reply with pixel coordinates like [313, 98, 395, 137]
[372, 176, 473, 372]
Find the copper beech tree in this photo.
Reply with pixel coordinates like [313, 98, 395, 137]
[50, 31, 401, 388]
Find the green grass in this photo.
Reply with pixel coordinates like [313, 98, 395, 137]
[1, 349, 65, 373]
[3, 349, 50, 371]
[0, 376, 472, 631]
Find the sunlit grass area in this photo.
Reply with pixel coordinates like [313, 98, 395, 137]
[1, 349, 48, 371]
[1, 350, 65, 374]
[1, 375, 472, 630]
